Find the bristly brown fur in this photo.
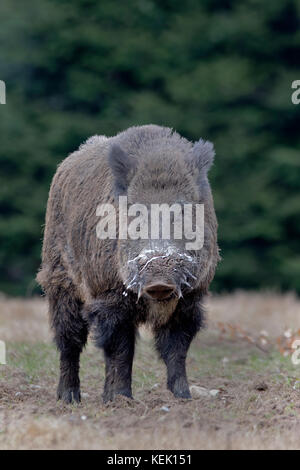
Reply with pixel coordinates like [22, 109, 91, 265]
[37, 125, 219, 403]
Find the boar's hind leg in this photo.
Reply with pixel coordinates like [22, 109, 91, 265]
[155, 302, 203, 399]
[49, 289, 88, 404]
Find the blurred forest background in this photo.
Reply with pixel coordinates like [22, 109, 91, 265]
[0, 0, 299, 296]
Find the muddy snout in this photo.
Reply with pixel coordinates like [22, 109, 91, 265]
[126, 247, 196, 301]
[143, 281, 177, 301]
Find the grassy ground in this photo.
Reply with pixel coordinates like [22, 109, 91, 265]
[0, 292, 300, 449]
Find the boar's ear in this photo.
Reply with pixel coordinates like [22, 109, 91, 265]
[108, 144, 136, 196]
[188, 139, 215, 181]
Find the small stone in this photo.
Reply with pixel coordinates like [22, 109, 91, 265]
[81, 415, 87, 421]
[190, 385, 210, 398]
[160, 406, 170, 412]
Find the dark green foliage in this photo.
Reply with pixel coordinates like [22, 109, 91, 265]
[0, 0, 299, 295]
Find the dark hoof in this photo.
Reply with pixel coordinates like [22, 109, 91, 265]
[57, 386, 81, 404]
[169, 378, 191, 399]
[172, 388, 191, 399]
[102, 389, 133, 404]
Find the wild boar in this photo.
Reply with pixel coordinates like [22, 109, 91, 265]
[37, 125, 219, 404]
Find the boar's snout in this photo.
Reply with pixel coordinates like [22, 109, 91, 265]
[143, 282, 177, 301]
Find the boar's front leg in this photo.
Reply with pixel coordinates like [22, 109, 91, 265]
[89, 301, 136, 403]
[155, 300, 203, 399]
[103, 329, 135, 403]
[49, 289, 89, 404]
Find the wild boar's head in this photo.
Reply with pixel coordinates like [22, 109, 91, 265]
[107, 130, 217, 304]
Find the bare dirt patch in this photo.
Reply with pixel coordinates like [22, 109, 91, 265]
[0, 291, 300, 449]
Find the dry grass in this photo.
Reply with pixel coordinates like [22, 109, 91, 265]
[207, 290, 300, 339]
[0, 295, 50, 343]
[0, 291, 300, 450]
